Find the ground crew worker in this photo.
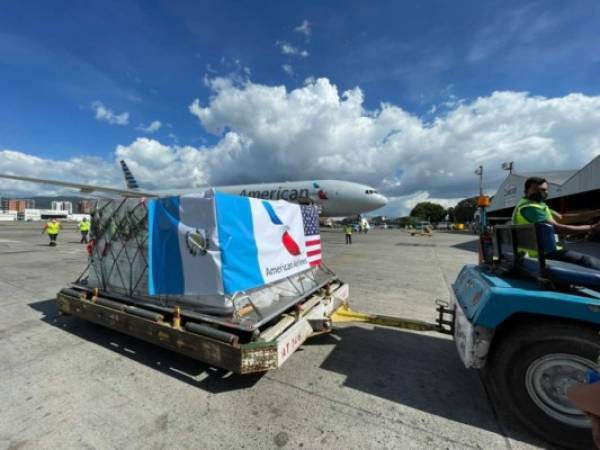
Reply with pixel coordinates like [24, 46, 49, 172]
[344, 224, 353, 245]
[43, 218, 61, 246]
[360, 221, 368, 235]
[79, 217, 90, 244]
[512, 177, 600, 269]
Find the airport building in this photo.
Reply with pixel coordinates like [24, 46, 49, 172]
[0, 212, 17, 221]
[18, 209, 69, 221]
[488, 155, 600, 222]
[0, 198, 90, 221]
[51, 200, 73, 214]
[1, 198, 35, 212]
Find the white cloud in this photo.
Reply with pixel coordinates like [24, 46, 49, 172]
[136, 120, 162, 133]
[0, 149, 120, 196]
[3, 78, 600, 218]
[467, 6, 559, 63]
[91, 101, 129, 126]
[276, 41, 309, 58]
[127, 93, 143, 103]
[294, 20, 311, 40]
[189, 78, 600, 198]
[113, 138, 211, 190]
[282, 64, 294, 76]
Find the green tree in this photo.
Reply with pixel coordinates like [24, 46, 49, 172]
[397, 216, 418, 227]
[409, 202, 446, 223]
[454, 196, 479, 223]
[446, 207, 455, 223]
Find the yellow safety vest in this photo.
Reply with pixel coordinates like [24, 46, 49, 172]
[511, 197, 562, 256]
[47, 222, 60, 235]
[344, 226, 352, 235]
[79, 221, 90, 232]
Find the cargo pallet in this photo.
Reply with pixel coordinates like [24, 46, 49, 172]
[57, 281, 350, 374]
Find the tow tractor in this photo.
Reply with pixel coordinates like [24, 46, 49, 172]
[450, 196, 600, 449]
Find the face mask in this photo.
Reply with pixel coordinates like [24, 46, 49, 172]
[528, 191, 547, 202]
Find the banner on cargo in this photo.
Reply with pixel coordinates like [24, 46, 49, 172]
[148, 191, 321, 296]
[148, 194, 224, 295]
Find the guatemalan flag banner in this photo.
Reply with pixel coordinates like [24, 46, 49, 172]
[148, 191, 321, 296]
[147, 193, 223, 295]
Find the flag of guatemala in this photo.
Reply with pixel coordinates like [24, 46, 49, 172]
[148, 194, 224, 295]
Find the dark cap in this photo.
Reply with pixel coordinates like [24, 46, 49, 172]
[524, 177, 547, 192]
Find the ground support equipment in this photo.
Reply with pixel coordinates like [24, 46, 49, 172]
[57, 280, 349, 374]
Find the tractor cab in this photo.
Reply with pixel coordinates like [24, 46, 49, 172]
[494, 223, 600, 294]
[452, 221, 600, 449]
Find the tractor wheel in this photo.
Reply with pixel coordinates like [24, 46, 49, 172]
[484, 321, 600, 449]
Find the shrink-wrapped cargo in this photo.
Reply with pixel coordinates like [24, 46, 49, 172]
[83, 191, 331, 323]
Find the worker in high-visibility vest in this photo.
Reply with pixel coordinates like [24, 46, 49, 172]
[343, 224, 353, 245]
[79, 217, 90, 244]
[512, 176, 600, 269]
[42, 218, 61, 246]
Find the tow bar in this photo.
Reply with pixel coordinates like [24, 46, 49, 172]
[330, 300, 455, 335]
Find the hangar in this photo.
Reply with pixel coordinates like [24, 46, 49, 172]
[488, 155, 600, 223]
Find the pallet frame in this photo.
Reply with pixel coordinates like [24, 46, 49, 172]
[56, 282, 349, 374]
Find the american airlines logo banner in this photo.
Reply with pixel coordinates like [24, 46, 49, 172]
[147, 192, 320, 296]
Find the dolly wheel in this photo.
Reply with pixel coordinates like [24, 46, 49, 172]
[484, 322, 600, 450]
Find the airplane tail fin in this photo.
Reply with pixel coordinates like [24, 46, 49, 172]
[120, 160, 140, 190]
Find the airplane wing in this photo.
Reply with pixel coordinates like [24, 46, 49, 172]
[0, 173, 158, 198]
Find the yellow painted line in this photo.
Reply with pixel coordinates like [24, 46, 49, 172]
[331, 305, 438, 332]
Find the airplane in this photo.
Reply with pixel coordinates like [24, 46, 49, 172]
[0, 161, 387, 217]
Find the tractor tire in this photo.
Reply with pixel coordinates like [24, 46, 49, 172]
[483, 321, 600, 450]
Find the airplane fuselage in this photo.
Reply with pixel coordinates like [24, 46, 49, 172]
[172, 180, 388, 217]
[0, 173, 388, 217]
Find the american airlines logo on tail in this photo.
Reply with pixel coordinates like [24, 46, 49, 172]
[119, 160, 140, 190]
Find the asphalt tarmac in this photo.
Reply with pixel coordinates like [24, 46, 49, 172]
[2, 223, 596, 449]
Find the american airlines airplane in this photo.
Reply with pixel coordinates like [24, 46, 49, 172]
[0, 161, 387, 217]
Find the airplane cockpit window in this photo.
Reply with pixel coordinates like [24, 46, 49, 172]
[365, 189, 379, 194]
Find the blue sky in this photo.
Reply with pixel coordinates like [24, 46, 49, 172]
[1, 1, 600, 215]
[2, 0, 599, 159]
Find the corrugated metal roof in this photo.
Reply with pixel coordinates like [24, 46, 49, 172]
[488, 157, 599, 213]
[559, 155, 600, 196]
[514, 170, 577, 185]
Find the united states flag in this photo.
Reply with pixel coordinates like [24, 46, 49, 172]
[301, 205, 321, 266]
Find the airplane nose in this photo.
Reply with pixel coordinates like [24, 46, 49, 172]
[376, 194, 388, 207]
